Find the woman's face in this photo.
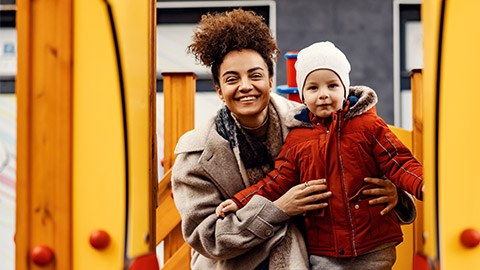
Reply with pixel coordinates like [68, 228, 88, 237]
[216, 49, 273, 127]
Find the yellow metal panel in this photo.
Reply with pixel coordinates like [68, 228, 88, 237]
[113, 0, 152, 259]
[74, 0, 153, 267]
[394, 223, 415, 270]
[388, 126, 412, 149]
[388, 126, 414, 270]
[73, 0, 125, 268]
[421, 0, 443, 260]
[438, 1, 480, 268]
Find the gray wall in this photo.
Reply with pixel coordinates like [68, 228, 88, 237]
[275, 0, 394, 124]
[156, 0, 396, 124]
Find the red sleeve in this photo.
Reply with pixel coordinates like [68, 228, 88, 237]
[233, 138, 300, 207]
[372, 121, 424, 200]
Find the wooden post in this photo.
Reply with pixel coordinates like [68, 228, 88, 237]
[162, 72, 196, 171]
[148, 0, 158, 252]
[161, 72, 196, 265]
[16, 0, 73, 269]
[411, 69, 424, 253]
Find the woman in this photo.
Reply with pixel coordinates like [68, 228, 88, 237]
[172, 9, 416, 270]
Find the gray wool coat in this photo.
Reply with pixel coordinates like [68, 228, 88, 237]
[171, 92, 416, 270]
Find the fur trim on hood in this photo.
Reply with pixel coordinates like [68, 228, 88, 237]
[286, 85, 378, 128]
[345, 85, 377, 119]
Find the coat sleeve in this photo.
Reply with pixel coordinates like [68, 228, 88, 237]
[171, 150, 291, 261]
[394, 188, 417, 224]
[371, 119, 424, 200]
[233, 138, 301, 207]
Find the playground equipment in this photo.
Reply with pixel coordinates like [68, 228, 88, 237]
[276, 51, 301, 103]
[156, 72, 196, 269]
[16, 0, 158, 269]
[13, 0, 480, 269]
[417, 0, 480, 268]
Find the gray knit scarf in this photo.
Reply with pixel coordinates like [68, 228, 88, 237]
[216, 103, 284, 186]
[216, 103, 295, 269]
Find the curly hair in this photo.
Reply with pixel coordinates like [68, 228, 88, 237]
[187, 8, 280, 87]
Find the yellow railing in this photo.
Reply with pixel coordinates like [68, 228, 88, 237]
[157, 72, 196, 269]
[390, 69, 424, 270]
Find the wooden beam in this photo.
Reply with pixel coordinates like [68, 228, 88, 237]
[162, 72, 196, 171]
[16, 0, 73, 269]
[148, 0, 158, 252]
[156, 170, 181, 245]
[160, 72, 195, 263]
[411, 69, 425, 254]
[162, 242, 191, 270]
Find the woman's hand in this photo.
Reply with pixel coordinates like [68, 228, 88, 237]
[273, 179, 332, 216]
[362, 177, 398, 216]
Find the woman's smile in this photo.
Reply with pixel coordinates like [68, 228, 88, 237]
[236, 95, 259, 102]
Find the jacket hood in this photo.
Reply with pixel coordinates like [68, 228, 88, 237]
[345, 85, 378, 119]
[286, 85, 378, 128]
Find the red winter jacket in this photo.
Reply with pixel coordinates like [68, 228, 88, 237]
[233, 86, 423, 258]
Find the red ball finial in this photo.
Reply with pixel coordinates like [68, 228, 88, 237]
[460, 228, 480, 248]
[90, 230, 111, 250]
[30, 245, 54, 266]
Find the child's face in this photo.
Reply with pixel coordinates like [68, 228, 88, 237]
[303, 69, 345, 118]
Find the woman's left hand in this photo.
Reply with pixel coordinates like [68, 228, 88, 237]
[362, 177, 398, 216]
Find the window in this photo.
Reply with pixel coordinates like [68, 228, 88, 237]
[156, 1, 276, 91]
[393, 0, 422, 129]
[0, 2, 16, 93]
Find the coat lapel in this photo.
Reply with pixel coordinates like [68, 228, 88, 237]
[199, 127, 246, 198]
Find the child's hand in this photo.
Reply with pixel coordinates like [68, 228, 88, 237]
[216, 199, 239, 218]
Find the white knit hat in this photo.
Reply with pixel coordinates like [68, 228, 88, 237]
[295, 41, 351, 101]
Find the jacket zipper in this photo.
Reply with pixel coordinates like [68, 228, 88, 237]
[336, 114, 357, 256]
[323, 122, 330, 137]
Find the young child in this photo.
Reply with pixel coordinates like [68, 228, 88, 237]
[216, 41, 423, 269]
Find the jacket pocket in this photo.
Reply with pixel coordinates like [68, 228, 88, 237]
[348, 183, 377, 202]
[369, 207, 402, 243]
[349, 198, 381, 248]
[304, 214, 333, 250]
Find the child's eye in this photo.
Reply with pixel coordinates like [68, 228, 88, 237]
[306, 86, 317, 91]
[329, 83, 339, 88]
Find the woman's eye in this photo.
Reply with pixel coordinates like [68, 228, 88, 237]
[225, 77, 238, 83]
[251, 73, 263, 79]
